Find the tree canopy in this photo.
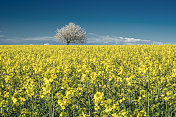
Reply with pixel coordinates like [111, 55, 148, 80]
[55, 23, 86, 45]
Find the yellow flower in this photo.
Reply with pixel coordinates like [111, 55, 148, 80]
[12, 97, 17, 104]
[94, 92, 104, 104]
[112, 113, 117, 117]
[164, 97, 169, 101]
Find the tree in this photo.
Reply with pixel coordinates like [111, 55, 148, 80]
[55, 22, 86, 45]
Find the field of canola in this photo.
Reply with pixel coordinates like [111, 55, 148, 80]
[0, 45, 176, 117]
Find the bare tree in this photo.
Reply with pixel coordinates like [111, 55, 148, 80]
[55, 22, 86, 45]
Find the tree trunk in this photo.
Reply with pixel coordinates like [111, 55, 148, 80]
[67, 42, 69, 45]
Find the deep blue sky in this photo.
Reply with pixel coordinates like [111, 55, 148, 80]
[0, 0, 176, 45]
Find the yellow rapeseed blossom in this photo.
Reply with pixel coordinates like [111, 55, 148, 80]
[0, 45, 175, 116]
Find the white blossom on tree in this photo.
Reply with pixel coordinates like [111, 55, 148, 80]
[55, 22, 86, 45]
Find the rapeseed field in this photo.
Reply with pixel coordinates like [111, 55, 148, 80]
[0, 45, 175, 117]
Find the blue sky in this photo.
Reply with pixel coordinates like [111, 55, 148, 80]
[0, 0, 176, 45]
